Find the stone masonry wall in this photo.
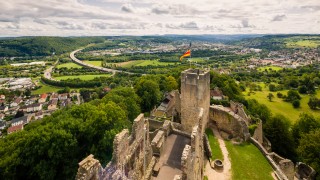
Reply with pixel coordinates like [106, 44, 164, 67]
[210, 105, 250, 141]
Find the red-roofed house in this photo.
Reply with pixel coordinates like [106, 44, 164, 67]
[7, 124, 24, 134]
[38, 94, 48, 103]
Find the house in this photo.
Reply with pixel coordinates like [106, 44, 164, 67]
[10, 116, 28, 127]
[50, 93, 59, 100]
[103, 87, 111, 92]
[20, 103, 42, 113]
[35, 111, 43, 120]
[7, 124, 24, 134]
[48, 99, 58, 110]
[38, 93, 48, 103]
[60, 98, 72, 108]
[10, 97, 22, 107]
[0, 95, 5, 100]
[152, 91, 178, 118]
[0, 99, 5, 104]
[8, 107, 19, 115]
[0, 113, 4, 120]
[0, 121, 6, 130]
[0, 106, 8, 113]
[210, 87, 224, 100]
[58, 93, 68, 100]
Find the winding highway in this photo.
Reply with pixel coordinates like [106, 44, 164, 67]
[70, 49, 135, 75]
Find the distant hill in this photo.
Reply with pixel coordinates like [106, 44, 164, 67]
[0, 36, 106, 57]
[232, 34, 320, 50]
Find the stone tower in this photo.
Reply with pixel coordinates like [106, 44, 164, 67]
[180, 69, 210, 134]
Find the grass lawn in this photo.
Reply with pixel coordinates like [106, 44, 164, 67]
[56, 62, 82, 69]
[244, 87, 320, 122]
[225, 141, 273, 180]
[205, 128, 224, 160]
[83, 60, 103, 67]
[55, 74, 111, 81]
[32, 81, 63, 95]
[258, 66, 283, 72]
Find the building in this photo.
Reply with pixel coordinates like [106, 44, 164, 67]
[20, 103, 42, 113]
[0, 113, 4, 120]
[10, 97, 22, 107]
[50, 93, 59, 100]
[58, 93, 68, 100]
[0, 106, 8, 113]
[10, 116, 28, 127]
[0, 121, 6, 130]
[35, 111, 43, 120]
[48, 99, 58, 110]
[38, 94, 48, 103]
[0, 95, 5, 100]
[7, 124, 24, 134]
[210, 87, 225, 100]
[60, 98, 72, 108]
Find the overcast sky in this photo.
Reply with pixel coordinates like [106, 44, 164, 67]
[1, 0, 319, 36]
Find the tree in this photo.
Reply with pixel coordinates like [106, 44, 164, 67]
[102, 87, 141, 121]
[308, 96, 319, 110]
[298, 85, 307, 94]
[277, 92, 283, 98]
[267, 93, 274, 102]
[14, 110, 24, 118]
[164, 76, 178, 92]
[292, 99, 300, 108]
[264, 114, 297, 161]
[269, 84, 276, 92]
[292, 113, 320, 145]
[297, 129, 320, 176]
[135, 79, 161, 112]
[285, 90, 301, 102]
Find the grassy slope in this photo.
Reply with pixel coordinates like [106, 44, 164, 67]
[32, 81, 63, 95]
[205, 128, 224, 160]
[119, 60, 176, 68]
[257, 66, 283, 72]
[56, 63, 82, 69]
[55, 74, 110, 81]
[225, 141, 273, 180]
[244, 84, 320, 122]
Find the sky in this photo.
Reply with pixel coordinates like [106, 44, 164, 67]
[0, 0, 320, 36]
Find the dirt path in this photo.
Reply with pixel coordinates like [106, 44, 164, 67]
[204, 126, 231, 180]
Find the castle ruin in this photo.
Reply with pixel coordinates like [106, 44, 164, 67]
[76, 68, 316, 180]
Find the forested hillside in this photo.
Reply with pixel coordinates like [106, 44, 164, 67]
[0, 37, 105, 57]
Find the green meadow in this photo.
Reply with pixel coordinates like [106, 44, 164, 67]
[244, 84, 320, 122]
[56, 62, 82, 69]
[225, 141, 273, 180]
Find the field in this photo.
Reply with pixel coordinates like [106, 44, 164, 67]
[32, 81, 63, 95]
[286, 40, 320, 48]
[205, 129, 223, 160]
[225, 141, 273, 180]
[55, 74, 111, 81]
[258, 66, 283, 72]
[244, 84, 320, 122]
[83, 60, 103, 67]
[56, 62, 82, 69]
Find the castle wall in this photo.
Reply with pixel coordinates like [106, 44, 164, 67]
[209, 105, 250, 141]
[181, 69, 210, 134]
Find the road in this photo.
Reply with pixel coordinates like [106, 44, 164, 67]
[70, 49, 136, 76]
[44, 60, 59, 81]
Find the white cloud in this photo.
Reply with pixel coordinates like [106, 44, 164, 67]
[0, 0, 319, 36]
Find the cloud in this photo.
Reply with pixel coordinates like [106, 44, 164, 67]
[121, 3, 135, 13]
[0, 0, 319, 36]
[271, 15, 287, 22]
[166, 21, 199, 30]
